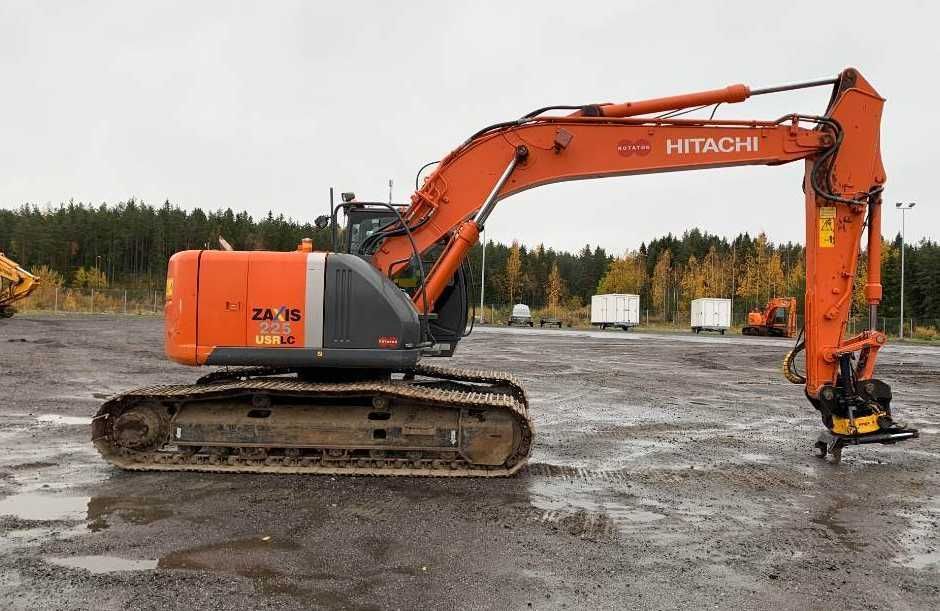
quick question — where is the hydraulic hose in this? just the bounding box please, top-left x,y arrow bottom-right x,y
783,327 -> 807,385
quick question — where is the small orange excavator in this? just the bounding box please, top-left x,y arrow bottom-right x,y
743,297 -> 797,337
94,68 -> 918,474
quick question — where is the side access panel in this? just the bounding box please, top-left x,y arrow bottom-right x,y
195,252 -> 250,364
245,253 -> 309,349
323,254 -> 421,351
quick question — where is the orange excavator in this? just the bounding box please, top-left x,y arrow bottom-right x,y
93,68 -> 918,474
743,297 -> 797,337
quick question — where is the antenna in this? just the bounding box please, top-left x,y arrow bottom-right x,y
329,187 -> 335,251
388,179 -> 393,204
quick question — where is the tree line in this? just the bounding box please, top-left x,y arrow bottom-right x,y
0,200 -> 331,289
1,200 -> 938,323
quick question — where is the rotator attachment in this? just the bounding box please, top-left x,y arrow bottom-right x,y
811,355 -> 918,464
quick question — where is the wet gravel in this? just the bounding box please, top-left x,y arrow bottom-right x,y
0,315 -> 938,610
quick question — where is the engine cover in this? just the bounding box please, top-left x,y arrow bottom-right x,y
165,250 -> 422,369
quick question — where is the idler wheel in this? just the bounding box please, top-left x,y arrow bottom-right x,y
112,405 -> 165,450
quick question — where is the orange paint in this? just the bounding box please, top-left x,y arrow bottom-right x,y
164,68 -> 891,408
375,68 -> 888,400
166,250 -> 309,365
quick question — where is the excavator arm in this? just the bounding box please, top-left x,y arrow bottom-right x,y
370,68 -> 917,457
0,252 -> 39,318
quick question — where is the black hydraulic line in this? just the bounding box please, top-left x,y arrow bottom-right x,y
415,160 -> 440,190
655,103 -> 712,120
521,105 -> 588,119
807,115 -> 885,205
464,120 -> 522,145
461,257 -> 475,337
358,213 -> 431,257
784,326 -> 807,385
750,78 -> 839,97
771,113 -> 882,206
329,202 -> 430,320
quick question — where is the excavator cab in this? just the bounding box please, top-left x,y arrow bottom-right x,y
339,203 -> 473,357
345,206 -> 402,260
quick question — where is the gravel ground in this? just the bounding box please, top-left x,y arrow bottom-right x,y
0,315 -> 937,610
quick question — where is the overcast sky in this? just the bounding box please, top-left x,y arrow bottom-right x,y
1,1 -> 935,253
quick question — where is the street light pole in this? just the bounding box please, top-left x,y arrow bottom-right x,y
479,228 -> 486,323
730,243 -> 736,324
895,202 -> 916,338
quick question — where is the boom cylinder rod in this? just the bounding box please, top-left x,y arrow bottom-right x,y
418,147 -> 528,310
750,78 -> 839,96
474,146 -> 528,228
573,76 -> 837,120
865,198 -> 884,331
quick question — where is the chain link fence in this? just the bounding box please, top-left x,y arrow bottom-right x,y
14,291 -> 940,341
17,287 -> 163,315
869,317 -> 940,340
479,303 -> 939,341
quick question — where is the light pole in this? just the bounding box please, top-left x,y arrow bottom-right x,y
730,242 -> 736,323
479,228 -> 486,323
895,202 -> 916,338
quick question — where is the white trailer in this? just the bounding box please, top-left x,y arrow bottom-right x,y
591,294 -> 640,331
507,303 -> 534,327
690,298 -> 731,334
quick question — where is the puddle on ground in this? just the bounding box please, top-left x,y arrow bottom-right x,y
42,536 -> 321,598
8,461 -> 57,471
86,496 -> 173,531
159,536 -> 300,576
35,415 -> 91,426
894,495 -> 940,571
739,453 -> 771,463
0,492 -> 174,552
0,493 -> 90,521
528,478 -> 665,537
158,536 -> 314,596
1,524 -> 87,549
809,496 -> 867,553
46,555 -> 158,574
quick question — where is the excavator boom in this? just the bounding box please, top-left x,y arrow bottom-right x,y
93,68 -> 917,476
0,252 -> 39,318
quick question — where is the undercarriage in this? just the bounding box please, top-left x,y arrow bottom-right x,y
92,364 -> 532,477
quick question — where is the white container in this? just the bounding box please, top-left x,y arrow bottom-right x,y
591,294 -> 640,330
690,298 -> 731,334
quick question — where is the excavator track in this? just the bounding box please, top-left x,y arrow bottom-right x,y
92,364 -> 532,477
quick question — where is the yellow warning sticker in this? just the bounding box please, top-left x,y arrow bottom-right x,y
819,207 -> 836,248
165,277 -> 174,300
